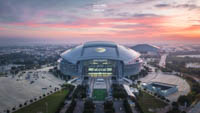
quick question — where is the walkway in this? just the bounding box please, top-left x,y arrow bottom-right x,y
114,101 -> 126,113
59,100 -> 71,113
73,100 -> 84,113
94,102 -> 104,113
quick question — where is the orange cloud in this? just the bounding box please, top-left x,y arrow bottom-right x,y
1,15 -> 200,43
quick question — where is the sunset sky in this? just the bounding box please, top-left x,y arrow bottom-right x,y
0,0 -> 200,44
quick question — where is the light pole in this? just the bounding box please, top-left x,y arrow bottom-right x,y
45,102 -> 48,113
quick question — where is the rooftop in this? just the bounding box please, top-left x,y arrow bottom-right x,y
84,41 -> 117,47
61,41 -> 140,64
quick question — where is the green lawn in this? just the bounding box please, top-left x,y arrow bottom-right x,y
14,89 -> 69,113
92,89 -> 107,101
138,91 -> 167,113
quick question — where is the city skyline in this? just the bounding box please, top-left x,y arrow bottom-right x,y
0,0 -> 200,44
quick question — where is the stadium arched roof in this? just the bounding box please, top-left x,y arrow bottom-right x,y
61,41 -> 140,64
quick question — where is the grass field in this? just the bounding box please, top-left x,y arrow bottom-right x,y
14,89 -> 69,113
92,89 -> 107,101
138,91 -> 167,113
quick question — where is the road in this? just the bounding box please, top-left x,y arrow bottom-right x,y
73,100 -> 84,113
59,100 -> 71,113
188,101 -> 200,113
159,54 -> 168,68
94,102 -> 104,113
114,101 -> 126,113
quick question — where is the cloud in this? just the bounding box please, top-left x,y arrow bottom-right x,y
175,4 -> 200,10
105,10 -> 160,18
155,4 -> 170,8
0,0 -> 200,43
124,0 -> 156,4
7,14 -> 166,29
155,3 -> 200,10
132,13 -> 159,18
0,27 -> 5,30
0,0 -> 93,23
183,25 -> 200,31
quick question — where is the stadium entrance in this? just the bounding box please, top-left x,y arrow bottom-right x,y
82,59 -> 118,77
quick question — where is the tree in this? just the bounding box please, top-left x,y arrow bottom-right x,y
104,100 -> 115,113
43,94 -> 46,97
12,107 -> 16,111
6,109 -> 10,113
30,99 -> 33,103
83,99 -> 95,113
123,99 -> 133,113
171,102 -> 179,111
178,95 -> 189,106
66,99 -> 76,113
19,104 -> 23,108
137,81 -> 141,85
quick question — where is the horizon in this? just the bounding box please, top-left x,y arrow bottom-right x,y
0,37 -> 199,47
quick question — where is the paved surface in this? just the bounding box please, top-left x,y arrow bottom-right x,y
0,66 -> 65,112
73,100 -> 84,113
159,54 -> 168,68
188,101 -> 200,113
94,102 -> 104,113
139,65 -> 190,102
89,78 -> 95,97
60,100 -> 71,113
114,101 -> 126,113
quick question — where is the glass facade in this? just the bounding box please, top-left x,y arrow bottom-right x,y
60,59 -> 78,76
82,59 -> 118,77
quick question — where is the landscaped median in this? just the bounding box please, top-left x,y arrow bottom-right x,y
13,89 -> 69,113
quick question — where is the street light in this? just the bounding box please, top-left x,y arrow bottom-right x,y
45,102 -> 48,113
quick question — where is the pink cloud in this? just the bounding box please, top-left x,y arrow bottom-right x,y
0,27 -> 5,30
8,15 -> 167,28
1,15 -> 200,43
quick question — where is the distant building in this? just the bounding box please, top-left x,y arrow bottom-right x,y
131,44 -> 161,56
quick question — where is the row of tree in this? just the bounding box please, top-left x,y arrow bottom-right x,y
7,87 -> 61,113
72,85 -> 88,99
66,99 -> 77,113
123,99 -> 133,113
83,99 -> 95,113
166,102 -> 186,113
166,55 -> 200,76
112,84 -> 127,99
104,100 -> 115,113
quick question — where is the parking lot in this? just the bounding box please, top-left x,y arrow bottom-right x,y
0,67 -> 64,112
140,70 -> 190,101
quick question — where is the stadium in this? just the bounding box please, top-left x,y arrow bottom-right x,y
59,41 -> 142,98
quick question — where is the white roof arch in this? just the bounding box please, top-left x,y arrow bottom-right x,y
61,41 -> 140,64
